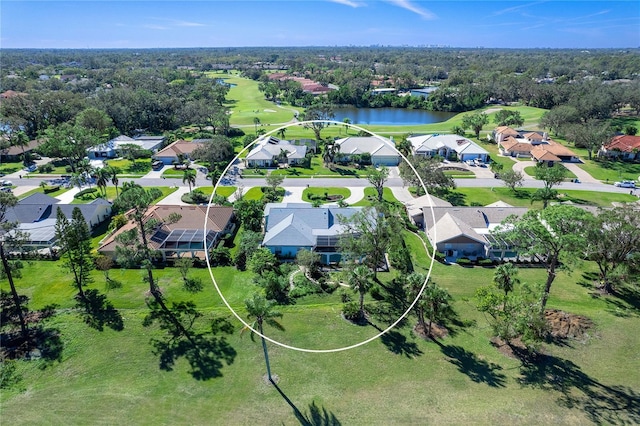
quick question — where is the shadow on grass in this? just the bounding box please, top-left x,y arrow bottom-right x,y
517,351 -> 640,424
444,191 -> 467,206
437,343 -> 506,388
379,329 -> 423,358
76,289 -> 124,332
272,382 -> 342,426
143,299 -> 237,381
332,167 -> 358,177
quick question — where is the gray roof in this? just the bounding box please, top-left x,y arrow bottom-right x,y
408,134 -> 489,156
6,193 -> 110,227
246,137 -> 307,162
263,204 -> 362,248
335,136 -> 398,158
423,206 -> 529,232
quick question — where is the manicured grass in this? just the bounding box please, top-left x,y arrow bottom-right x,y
523,164 -> 577,180
2,254 -> 638,424
17,185 -> 68,199
105,159 -> 152,176
448,187 -> 637,208
351,187 -> 400,206
69,186 -> 178,204
443,169 -> 475,178
578,158 -> 640,184
267,157 -> 368,178
0,160 -> 24,175
195,186 -> 237,198
161,168 -> 190,177
302,187 -> 351,203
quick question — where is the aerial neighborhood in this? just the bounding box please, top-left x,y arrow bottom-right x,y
1,47 -> 639,424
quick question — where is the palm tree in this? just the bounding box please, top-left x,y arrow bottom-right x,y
253,117 -> 261,136
276,127 -> 287,140
207,167 -> 222,187
404,272 -> 428,331
95,167 -> 111,197
422,282 -> 453,337
343,117 -> 351,135
109,166 -> 121,197
12,131 -> 30,166
493,263 -> 520,310
183,168 -> 196,192
348,265 -> 373,320
243,293 -> 284,383
395,136 -> 413,158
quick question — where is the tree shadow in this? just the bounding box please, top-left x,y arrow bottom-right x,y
76,289 -> 124,331
517,352 -> 640,424
0,303 -> 63,366
444,191 -> 466,206
272,382 -> 342,426
379,329 -> 423,358
143,299 -> 237,381
437,343 -> 506,387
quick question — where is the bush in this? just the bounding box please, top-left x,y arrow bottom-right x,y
289,274 -> 322,298
456,257 -> 473,267
74,188 -> 98,199
342,301 -> 361,321
338,288 -> 352,303
38,163 -> 54,173
43,185 -> 60,194
477,258 -> 495,267
209,246 -> 232,266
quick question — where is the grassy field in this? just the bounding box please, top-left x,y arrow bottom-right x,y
302,187 -> 351,203
448,187 -> 637,208
351,187 -> 400,206
1,252 -> 638,425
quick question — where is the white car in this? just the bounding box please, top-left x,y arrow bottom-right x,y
614,180 -> 636,188
1,180 -> 13,187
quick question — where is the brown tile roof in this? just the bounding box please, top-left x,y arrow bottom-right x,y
153,140 -> 203,158
495,126 -> 519,136
531,146 -> 561,162
523,132 -> 544,141
604,135 -> 640,153
500,137 -> 534,153
540,142 -> 577,157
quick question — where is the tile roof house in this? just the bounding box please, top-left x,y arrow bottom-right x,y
408,134 -> 489,163
496,128 -> 579,163
152,140 -> 204,165
335,136 -> 400,166
98,205 -> 235,261
5,193 -> 112,251
244,136 -> 308,168
262,203 -> 364,264
598,135 -> 640,161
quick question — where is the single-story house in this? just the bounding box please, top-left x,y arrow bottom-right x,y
5,193 -> 112,251
404,193 -> 452,229
334,136 -> 400,166
498,136 -> 535,158
0,139 -> 45,162
88,135 -> 166,159
262,203 -> 363,264
98,205 -> 235,261
408,134 -> 489,163
152,140 -> 204,165
244,136 -> 308,168
598,135 -> 640,161
422,206 -> 529,262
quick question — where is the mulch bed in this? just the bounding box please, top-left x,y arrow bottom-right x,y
413,322 -> 449,340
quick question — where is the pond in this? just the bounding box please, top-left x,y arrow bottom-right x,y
333,107 -> 456,126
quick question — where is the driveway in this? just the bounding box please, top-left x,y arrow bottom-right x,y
511,160 -> 537,180
156,185 -> 191,205
562,163 -> 600,184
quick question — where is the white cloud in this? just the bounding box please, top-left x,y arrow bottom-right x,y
144,24 -> 169,30
328,0 -> 365,7
386,0 -> 436,20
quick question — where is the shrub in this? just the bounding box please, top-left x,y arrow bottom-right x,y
338,288 -> 352,303
43,185 -> 60,194
74,188 -> 98,199
342,301 -> 361,321
456,257 -> 473,266
38,163 -> 54,173
478,258 -> 495,267
209,246 -> 232,266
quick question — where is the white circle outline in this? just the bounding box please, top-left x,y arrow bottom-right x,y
204,120 -> 437,353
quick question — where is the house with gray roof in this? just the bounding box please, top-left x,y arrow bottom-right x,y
5,193 -> 112,251
262,203 -> 363,264
245,136 -> 308,168
335,136 -> 400,166
88,135 -> 165,159
408,134 -> 489,163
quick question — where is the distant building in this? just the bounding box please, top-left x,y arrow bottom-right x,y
598,135 -> 640,161
335,136 -> 400,166
408,134 -> 489,163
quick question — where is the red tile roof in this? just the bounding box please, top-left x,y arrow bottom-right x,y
604,135 -> 640,153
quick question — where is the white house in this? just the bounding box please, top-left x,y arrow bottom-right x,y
244,136 -> 308,168
88,135 -> 165,159
334,136 -> 400,166
408,134 -> 489,163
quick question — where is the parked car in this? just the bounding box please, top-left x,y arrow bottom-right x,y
614,180 -> 636,188
0,187 -> 12,193
1,180 -> 13,187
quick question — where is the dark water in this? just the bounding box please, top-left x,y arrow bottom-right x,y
333,107 -> 456,126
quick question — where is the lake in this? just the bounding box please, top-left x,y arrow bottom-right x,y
333,107 -> 456,126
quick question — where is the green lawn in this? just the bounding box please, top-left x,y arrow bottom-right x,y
523,164 -> 577,180
17,185 -> 68,199
105,159 -> 152,176
578,158 -> 640,184
448,187 -> 637,208
2,253 -> 638,424
0,160 -> 25,175
302,187 -> 351,203
351,187 -> 401,206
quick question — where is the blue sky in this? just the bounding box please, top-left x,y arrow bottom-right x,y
1,1 -> 638,49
